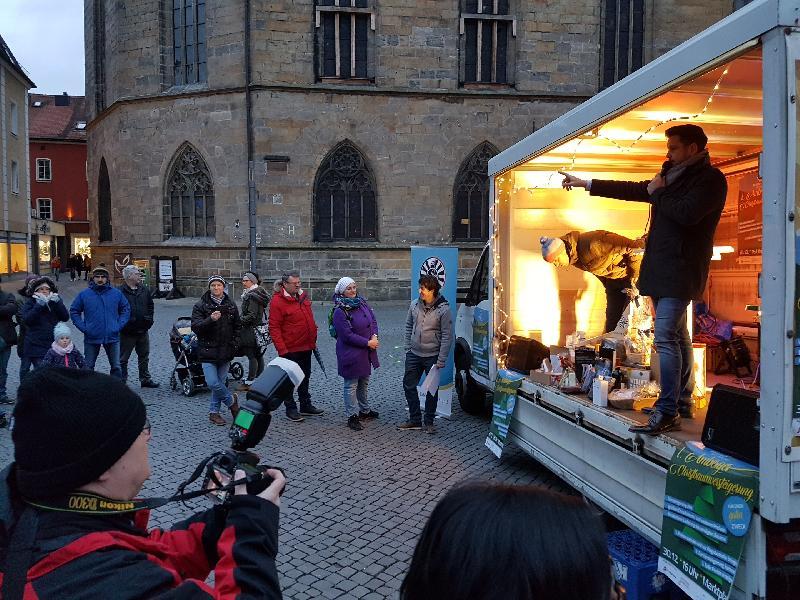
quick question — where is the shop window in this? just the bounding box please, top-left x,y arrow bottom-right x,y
0,242 -> 8,275
36,158 -> 52,182
37,198 -> 53,221
601,0 -> 646,89
313,140 -> 377,242
315,0 -> 374,82
10,161 -> 19,194
9,101 -> 17,136
460,0 -> 516,85
453,141 -> 498,242
173,0 -> 207,85
98,158 -> 112,242
10,243 -> 28,273
165,143 -> 215,239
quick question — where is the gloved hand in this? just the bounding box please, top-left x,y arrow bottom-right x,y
33,293 -> 47,305
48,293 -> 60,303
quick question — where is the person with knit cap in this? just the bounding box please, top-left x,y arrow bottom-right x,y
118,264 -> 159,388
20,275 -> 69,371
539,230 -> 645,333
331,277 -> 380,431
191,275 -> 241,426
70,265 -> 130,379
0,368 -> 286,598
39,322 -> 86,369
561,123 -> 727,435
237,271 -> 271,391
268,270 -> 324,422
15,274 -> 38,380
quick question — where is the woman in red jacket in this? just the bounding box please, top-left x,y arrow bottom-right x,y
268,270 -> 324,422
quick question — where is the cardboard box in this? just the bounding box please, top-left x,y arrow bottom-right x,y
529,370 -> 558,386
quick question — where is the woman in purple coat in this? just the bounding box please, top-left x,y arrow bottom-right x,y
332,277 -> 380,431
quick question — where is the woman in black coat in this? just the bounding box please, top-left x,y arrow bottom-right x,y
237,271 -> 271,390
191,275 -> 241,426
21,276 -> 69,368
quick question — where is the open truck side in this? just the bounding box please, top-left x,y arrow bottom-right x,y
455,1 -> 800,597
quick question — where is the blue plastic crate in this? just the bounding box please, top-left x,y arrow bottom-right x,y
608,529 -> 672,600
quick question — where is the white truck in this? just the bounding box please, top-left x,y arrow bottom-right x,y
454,1 -> 800,597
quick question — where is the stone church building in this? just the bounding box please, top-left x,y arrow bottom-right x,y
84,0 -> 743,298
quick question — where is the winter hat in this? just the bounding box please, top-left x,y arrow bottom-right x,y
13,368 -> 146,499
19,274 -> 38,296
53,322 -> 72,340
335,277 -> 356,295
121,265 -> 141,280
208,274 -> 226,288
242,271 -> 260,285
92,265 -> 110,278
540,237 -> 566,262
28,275 -> 58,295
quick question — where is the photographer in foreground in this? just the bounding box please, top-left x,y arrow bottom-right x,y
0,368 -> 285,599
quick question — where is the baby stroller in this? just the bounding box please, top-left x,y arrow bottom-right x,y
169,317 -> 244,397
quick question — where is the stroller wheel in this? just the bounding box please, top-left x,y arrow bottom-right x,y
229,361 -> 244,381
182,376 -> 196,397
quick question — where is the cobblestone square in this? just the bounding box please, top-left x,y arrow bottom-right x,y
0,277 -> 565,599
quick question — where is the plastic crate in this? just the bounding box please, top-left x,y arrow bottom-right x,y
608,529 -> 672,600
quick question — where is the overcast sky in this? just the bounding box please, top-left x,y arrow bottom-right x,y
0,0 -> 85,96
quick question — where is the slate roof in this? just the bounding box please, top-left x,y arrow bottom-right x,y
29,93 -> 88,142
0,33 -> 35,88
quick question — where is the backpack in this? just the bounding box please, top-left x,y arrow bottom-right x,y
328,305 -> 352,339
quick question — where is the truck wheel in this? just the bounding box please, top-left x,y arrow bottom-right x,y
456,370 -> 487,415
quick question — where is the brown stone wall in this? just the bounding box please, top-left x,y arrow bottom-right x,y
91,245 -> 484,300
85,0 -> 738,301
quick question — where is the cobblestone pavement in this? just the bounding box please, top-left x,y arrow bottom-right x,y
0,276 -> 568,599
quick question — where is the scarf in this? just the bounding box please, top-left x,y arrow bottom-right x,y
210,294 -> 224,306
663,150 -> 710,187
50,340 -> 74,356
334,295 -> 362,311
241,285 -> 258,300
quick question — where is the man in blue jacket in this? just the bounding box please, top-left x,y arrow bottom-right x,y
70,265 -> 130,379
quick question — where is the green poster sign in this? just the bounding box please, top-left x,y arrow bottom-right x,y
659,442 -> 759,600
472,307 -> 490,379
485,369 -> 523,458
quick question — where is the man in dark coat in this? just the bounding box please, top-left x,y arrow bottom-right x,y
118,265 -> 158,388
540,230 -> 645,333
0,367 -> 285,599
0,285 -> 17,406
70,266 -> 130,379
560,123 -> 727,435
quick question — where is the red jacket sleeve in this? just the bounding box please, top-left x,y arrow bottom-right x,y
268,298 -> 287,356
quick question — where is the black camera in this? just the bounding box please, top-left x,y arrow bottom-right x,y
202,357 -> 304,504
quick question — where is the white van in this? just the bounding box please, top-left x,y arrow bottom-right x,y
455,1 -> 800,597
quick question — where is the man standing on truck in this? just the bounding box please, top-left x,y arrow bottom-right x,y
539,230 -> 644,333
560,124 -> 727,435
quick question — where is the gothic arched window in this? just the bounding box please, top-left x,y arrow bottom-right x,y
98,158 -> 112,242
313,141 -> 377,242
452,141 -> 498,241
164,144 -> 214,239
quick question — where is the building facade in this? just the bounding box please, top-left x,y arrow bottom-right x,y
0,35 -> 34,277
29,93 -> 90,273
85,0 -> 738,298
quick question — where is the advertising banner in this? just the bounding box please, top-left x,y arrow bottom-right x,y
485,369 -> 524,458
410,247 -> 459,417
472,307 -> 491,379
659,442 -> 759,600
736,171 -> 762,262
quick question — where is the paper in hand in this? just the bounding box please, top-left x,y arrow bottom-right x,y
419,365 -> 441,396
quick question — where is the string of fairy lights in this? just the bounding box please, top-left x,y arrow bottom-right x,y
491,65 -> 731,368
